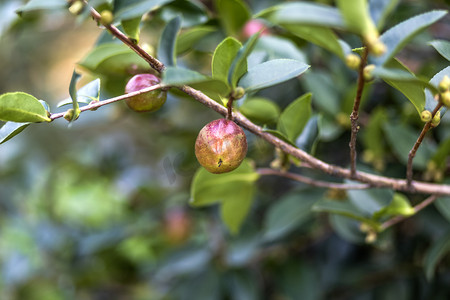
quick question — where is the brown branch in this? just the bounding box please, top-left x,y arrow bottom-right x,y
406,104 -> 442,187
380,194 -> 438,230
49,84 -> 164,121
349,47 -> 369,178
257,168 -> 371,190
86,7 -> 450,196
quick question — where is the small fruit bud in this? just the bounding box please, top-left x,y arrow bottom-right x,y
370,41 -> 387,56
195,119 -> 247,174
365,231 -> 377,244
363,64 -> 376,81
431,111 -> 441,127
441,90 -> 450,107
68,0 -> 84,15
64,109 -> 75,122
345,54 -> 361,70
420,110 -> 432,122
100,10 -> 114,25
231,87 -> 245,100
125,74 -> 166,112
438,75 -> 450,92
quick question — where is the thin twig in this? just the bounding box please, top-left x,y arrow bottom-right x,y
49,84 -> 163,121
86,7 -> 450,196
257,168 -> 371,190
380,194 -> 438,230
406,104 -> 442,187
349,47 -> 369,178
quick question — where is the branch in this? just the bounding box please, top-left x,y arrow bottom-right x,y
257,168 -> 371,190
349,47 -> 369,177
380,194 -> 438,230
406,103 -> 442,187
49,84 -> 164,121
86,7 -> 450,196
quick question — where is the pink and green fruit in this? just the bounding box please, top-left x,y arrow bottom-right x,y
195,119 -> 247,174
124,74 -> 166,112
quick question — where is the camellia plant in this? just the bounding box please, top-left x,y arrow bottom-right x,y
0,0 -> 450,298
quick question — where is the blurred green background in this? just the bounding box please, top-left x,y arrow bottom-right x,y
0,0 -> 450,299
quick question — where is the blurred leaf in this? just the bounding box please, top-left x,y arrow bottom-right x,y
255,35 -> 307,62
113,0 -> 173,21
435,196 -> 450,223
373,193 -> 415,221
369,0 -> 400,29
16,0 -> 66,15
373,10 -> 447,66
257,2 -> 346,29
277,93 -> 312,143
347,184 -> 393,217
301,71 -> 340,116
429,40 -> 450,61
425,66 -> 450,113
238,59 -> 309,93
329,214 -> 367,244
67,70 -> 81,123
336,0 -> 377,37
424,230 -> 450,281
157,0 -> 208,28
156,247 -> 212,280
0,92 -> 50,123
263,190 -> 322,242
176,26 -> 216,54
313,199 -> 377,227
57,78 -> 101,107
383,122 -> 434,169
229,33 -> 260,89
212,37 -> 242,85
431,139 -> 450,170
190,160 -> 259,234
0,121 -> 30,144
295,115 -> 319,154
239,97 -> 280,125
362,107 -> 388,159
121,17 -> 141,42
215,0 -> 250,37
227,271 -> 260,300
158,15 -> 181,67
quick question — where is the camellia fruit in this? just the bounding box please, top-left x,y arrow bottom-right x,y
195,119 -> 247,174
124,74 -> 166,112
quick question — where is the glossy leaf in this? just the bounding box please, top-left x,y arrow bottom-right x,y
121,17 -> 141,42
369,0 -> 400,29
263,190 -> 323,242
57,79 -> 101,107
228,33 -> 260,89
238,59 -> 309,93
425,66 -> 450,112
157,0 -> 208,28
336,0 -> 377,37
277,93 -> 312,143
239,97 -> 280,125
212,37 -> 242,85
176,26 -> 216,54
16,0 -> 66,15
158,15 -> 181,67
373,10 -> 447,66
215,0 -> 250,37
255,35 -> 307,62
113,0 -> 173,21
429,40 -> 450,61
0,121 -> 30,144
372,193 -> 415,221
424,231 -> 450,281
0,92 -> 50,123
190,160 -> 259,234
295,115 -> 319,154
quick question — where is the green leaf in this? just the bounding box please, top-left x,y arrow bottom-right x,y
228,33 -> 260,89
295,115 -> 320,154
239,97 -> 280,125
373,10 -> 447,66
176,26 -> 216,55
425,66 -> 450,112
262,129 -> 297,147
373,193 -> 415,221
255,35 -> 307,62
238,59 -> 310,93
429,40 -> 450,61
277,93 -> 312,143
257,2 -> 346,29
362,107 -> 388,159
68,70 -> 81,123
435,196 -> 450,223
424,231 -> 450,281
158,15 -> 181,67
301,71 -> 340,116
369,0 -> 400,29
347,186 -> 393,217
263,190 -> 323,242
212,37 -> 242,85
0,121 -> 30,144
190,160 -> 259,234
16,0 -> 66,15
162,66 -> 208,86
215,0 -> 250,37
113,0 -> 173,22
336,0 -> 377,37
312,199 -> 377,227
329,214 -> 367,244
431,139 -> 450,170
281,24 -> 345,60
157,0 -> 208,27
121,17 -> 141,43
57,79 -> 101,107
0,92 -> 51,123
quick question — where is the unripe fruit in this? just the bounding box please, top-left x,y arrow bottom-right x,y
441,90 -> 450,107
431,111 -> 441,127
421,110 -> 432,122
195,119 -> 247,174
69,0 -> 84,15
363,64 -> 376,81
345,54 -> 361,70
125,74 -> 166,112
231,87 -> 245,100
370,41 -> 387,56
100,10 -> 114,25
438,75 -> 450,92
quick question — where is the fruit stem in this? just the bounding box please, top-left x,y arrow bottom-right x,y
227,97 -> 234,120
